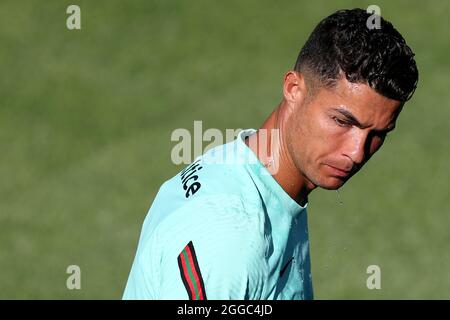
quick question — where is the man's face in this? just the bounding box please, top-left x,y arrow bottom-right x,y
286,76 -> 403,190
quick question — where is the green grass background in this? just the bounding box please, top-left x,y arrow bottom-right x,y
0,0 -> 449,299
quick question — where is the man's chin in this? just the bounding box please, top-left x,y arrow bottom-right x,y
317,176 -> 347,190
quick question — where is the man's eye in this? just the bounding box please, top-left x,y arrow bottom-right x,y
333,117 -> 350,127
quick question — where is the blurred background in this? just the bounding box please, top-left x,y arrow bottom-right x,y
0,0 -> 449,299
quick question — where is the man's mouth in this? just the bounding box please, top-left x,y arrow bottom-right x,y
325,164 -> 351,178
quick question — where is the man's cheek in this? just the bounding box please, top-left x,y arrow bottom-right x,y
314,115 -> 337,139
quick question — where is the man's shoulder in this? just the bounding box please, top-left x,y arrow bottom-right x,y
178,151 -> 255,199
150,150 -> 261,224
170,134 -> 258,200
140,138 -> 267,257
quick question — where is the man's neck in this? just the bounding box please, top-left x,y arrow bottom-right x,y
244,103 -> 316,206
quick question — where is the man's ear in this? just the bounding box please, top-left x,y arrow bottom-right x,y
283,71 -> 308,106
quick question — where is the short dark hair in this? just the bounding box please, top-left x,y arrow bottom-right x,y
295,8 -> 418,102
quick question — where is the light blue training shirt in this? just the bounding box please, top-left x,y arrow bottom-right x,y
123,128 -> 313,300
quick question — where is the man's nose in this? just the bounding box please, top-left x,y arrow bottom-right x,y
343,131 -> 368,167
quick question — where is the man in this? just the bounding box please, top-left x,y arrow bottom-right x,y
123,8 -> 418,299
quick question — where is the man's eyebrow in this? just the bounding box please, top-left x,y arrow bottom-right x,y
331,107 -> 396,132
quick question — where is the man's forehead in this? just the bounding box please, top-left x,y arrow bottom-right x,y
331,78 -> 389,103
